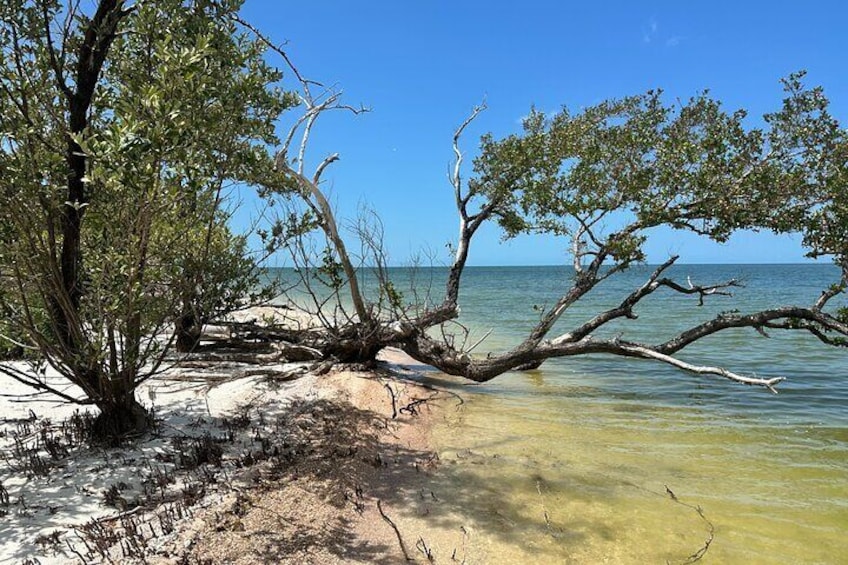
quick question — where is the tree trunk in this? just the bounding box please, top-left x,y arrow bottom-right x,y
92,394 -> 150,445
54,0 -> 127,349
175,310 -> 202,352
320,321 -> 387,364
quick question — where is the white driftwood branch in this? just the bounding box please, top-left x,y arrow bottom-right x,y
452,102 -> 487,215
618,344 -> 785,393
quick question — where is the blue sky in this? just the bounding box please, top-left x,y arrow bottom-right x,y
238,0 -> 847,266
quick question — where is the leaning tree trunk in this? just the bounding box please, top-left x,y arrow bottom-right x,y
91,376 -> 150,444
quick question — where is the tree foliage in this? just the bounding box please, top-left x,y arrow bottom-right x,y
476,74 -> 845,260
0,0 -> 291,436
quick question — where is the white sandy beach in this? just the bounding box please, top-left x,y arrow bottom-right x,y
0,342 -> 454,564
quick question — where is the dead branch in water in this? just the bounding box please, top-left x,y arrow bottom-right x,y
663,485 -> 715,564
534,475 -> 563,539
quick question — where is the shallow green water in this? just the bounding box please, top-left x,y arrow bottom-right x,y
409,265 -> 847,564
421,372 -> 846,564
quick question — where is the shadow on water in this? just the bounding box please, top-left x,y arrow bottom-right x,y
397,439 -> 715,564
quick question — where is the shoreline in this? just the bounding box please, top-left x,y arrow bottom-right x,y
4,334 -> 845,562
158,358 -> 450,564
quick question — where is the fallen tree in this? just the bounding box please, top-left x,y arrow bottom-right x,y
247,31 -> 847,391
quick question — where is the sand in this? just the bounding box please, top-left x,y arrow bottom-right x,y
0,347 -> 459,564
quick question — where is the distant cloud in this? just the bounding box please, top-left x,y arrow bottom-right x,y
642,17 -> 683,48
642,17 -> 658,43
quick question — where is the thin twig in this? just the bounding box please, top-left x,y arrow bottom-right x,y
663,485 -> 715,564
384,382 -> 398,419
464,328 -> 493,354
377,499 -> 413,561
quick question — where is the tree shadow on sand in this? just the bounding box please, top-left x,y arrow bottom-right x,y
189,386 -> 649,564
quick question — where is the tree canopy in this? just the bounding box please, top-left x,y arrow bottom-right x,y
0,0 -> 292,436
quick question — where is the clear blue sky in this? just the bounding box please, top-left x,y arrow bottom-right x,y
238,0 -> 847,266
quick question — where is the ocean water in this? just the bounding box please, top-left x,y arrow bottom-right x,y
431,264 -> 847,427
412,264 -> 848,564
274,264 -> 848,563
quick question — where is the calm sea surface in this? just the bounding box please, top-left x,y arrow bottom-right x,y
278,264 -> 848,563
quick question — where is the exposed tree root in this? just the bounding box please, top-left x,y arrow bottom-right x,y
377,499 -> 413,562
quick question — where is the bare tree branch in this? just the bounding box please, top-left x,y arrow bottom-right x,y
0,363 -> 92,405
452,102 -> 487,217
814,264 -> 847,310
613,344 -> 785,392
40,0 -> 72,100
654,306 -> 848,356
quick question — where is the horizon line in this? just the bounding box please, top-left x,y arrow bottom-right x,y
267,261 -> 834,269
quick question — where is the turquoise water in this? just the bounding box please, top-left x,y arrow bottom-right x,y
442,264 -> 847,427
276,264 -> 848,562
